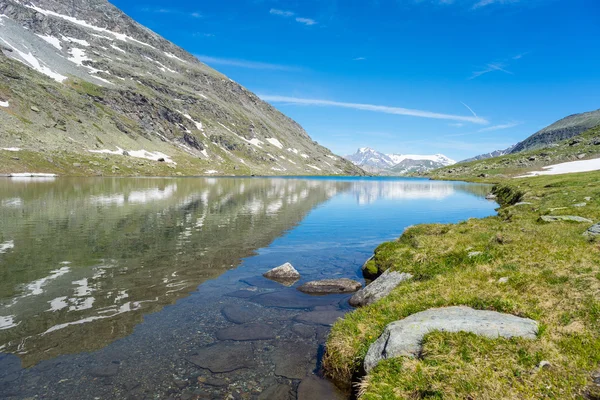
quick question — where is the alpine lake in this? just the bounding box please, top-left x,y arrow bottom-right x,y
0,176 -> 496,399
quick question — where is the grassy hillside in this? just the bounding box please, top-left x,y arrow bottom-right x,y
428,125 -> 600,182
324,171 -> 600,399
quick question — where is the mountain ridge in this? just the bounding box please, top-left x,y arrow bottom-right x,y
0,0 -> 363,176
345,147 -> 455,175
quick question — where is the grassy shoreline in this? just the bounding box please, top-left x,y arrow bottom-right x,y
324,171 -> 600,399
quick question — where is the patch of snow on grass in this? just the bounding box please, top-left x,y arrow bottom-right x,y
89,147 -> 175,164
68,47 -> 90,66
0,240 -> 14,254
0,101 -> 9,107
327,155 -> 338,161
205,170 -> 218,174
307,165 -> 322,171
1,147 -> 20,151
0,37 -> 67,82
36,34 -> 62,50
0,315 -> 19,330
111,44 -> 126,53
164,52 -> 186,63
517,157 -> 600,177
301,153 -> 309,159
266,138 -> 283,149
287,148 -> 299,154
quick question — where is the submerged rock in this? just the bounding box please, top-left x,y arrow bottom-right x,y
540,215 -> 593,223
297,278 -> 362,295
216,323 -> 276,341
272,341 -> 317,379
294,310 -> 346,326
186,342 -> 255,373
364,306 -> 538,372
297,375 -> 345,400
221,304 -> 261,324
263,262 -> 301,286
350,269 -> 413,307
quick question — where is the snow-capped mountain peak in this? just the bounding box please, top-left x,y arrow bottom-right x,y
344,148 -> 456,175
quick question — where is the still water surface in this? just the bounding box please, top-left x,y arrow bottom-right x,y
0,177 -> 495,399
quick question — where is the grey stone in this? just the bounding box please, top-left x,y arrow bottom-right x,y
186,342 -> 255,373
263,263 -> 300,286
297,375 -> 345,400
258,383 -> 292,400
498,277 -> 509,284
72,163 -> 81,167
585,197 -> 592,201
364,306 -> 538,372
349,269 -> 413,307
216,323 -> 275,341
584,223 -> 600,237
294,310 -> 346,326
540,215 -> 593,223
485,193 -> 497,200
297,278 -> 361,295
221,304 -> 261,324
577,153 -> 586,159
514,202 -> 532,206
573,202 -> 587,207
30,105 -> 39,112
538,360 -> 551,369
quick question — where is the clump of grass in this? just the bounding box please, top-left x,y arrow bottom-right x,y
324,171 -> 600,399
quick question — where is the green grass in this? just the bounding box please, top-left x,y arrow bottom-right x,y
324,171 -> 600,399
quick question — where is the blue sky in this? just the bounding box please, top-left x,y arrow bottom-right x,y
112,0 -> 600,161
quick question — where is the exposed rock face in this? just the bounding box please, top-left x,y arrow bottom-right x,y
263,263 -> 300,286
540,215 -> 593,223
364,306 -> 538,372
0,0 -> 364,176
510,109 -> 600,153
349,270 -> 413,307
584,223 -> 600,237
297,278 -> 362,295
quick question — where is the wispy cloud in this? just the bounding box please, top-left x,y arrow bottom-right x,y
461,101 -> 478,117
259,95 -> 489,124
269,8 -> 317,26
140,7 -> 202,18
295,17 -> 317,26
196,56 -> 301,71
270,8 -> 294,17
449,123 -> 465,127
469,52 -> 527,79
472,0 -> 520,10
353,57 -> 366,61
478,121 -> 521,132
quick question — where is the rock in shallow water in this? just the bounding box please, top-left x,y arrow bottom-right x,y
221,304 -> 262,324
263,263 -> 301,286
364,306 -> 538,372
349,269 -> 413,307
294,310 -> 346,326
297,375 -> 345,400
297,278 -> 361,295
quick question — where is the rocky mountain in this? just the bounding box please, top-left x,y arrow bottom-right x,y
0,0 -> 363,176
510,109 -> 600,153
344,147 -> 455,175
460,145 -> 516,163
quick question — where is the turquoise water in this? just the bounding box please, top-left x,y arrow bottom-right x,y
0,176 -> 495,399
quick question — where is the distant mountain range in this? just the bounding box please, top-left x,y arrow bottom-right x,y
461,109 -> 600,164
344,147 -> 456,175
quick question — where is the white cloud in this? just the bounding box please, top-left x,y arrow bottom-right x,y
472,0 -> 520,9
270,9 -> 294,17
478,121 -> 521,132
260,95 -> 489,124
296,17 -> 317,26
449,123 -> 465,127
140,7 -> 201,18
353,57 -> 366,61
196,55 -> 301,71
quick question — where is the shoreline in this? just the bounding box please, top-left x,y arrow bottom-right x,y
324,171 -> 600,398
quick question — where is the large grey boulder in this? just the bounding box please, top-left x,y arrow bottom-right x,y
364,306 -> 538,372
297,278 -> 362,295
263,262 -> 300,286
584,223 -> 600,237
349,269 -> 413,307
540,215 -> 593,223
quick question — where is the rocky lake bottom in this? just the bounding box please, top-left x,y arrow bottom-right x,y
0,177 -> 496,399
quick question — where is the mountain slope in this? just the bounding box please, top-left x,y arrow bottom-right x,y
460,145 -> 516,163
510,109 -> 600,153
344,147 -> 455,175
0,0 -> 362,176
